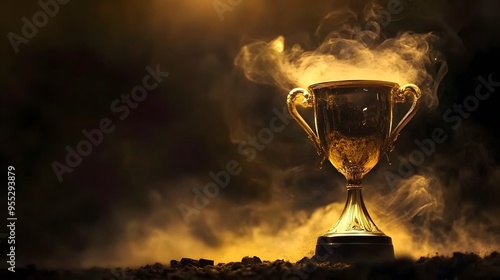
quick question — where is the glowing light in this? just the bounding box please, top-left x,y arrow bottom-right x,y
271,36 -> 285,53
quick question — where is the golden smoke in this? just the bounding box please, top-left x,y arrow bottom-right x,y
80,173 -> 497,268
73,2 -> 499,268
234,12 -> 447,108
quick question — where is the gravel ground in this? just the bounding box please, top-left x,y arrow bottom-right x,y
2,252 -> 500,280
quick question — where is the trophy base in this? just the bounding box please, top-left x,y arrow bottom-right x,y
315,235 -> 394,263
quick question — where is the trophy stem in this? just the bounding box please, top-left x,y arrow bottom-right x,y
327,184 -> 383,235
314,182 -> 395,262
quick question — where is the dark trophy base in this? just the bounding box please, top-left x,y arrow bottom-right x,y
315,235 -> 394,263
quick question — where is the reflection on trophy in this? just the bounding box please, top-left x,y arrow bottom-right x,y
287,80 -> 421,261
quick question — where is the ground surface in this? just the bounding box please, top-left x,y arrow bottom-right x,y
2,252 -> 500,280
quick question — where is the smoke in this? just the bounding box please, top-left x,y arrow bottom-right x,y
369,135 -> 500,257
235,5 -> 448,108
5,0 -> 500,269
77,0 -> 496,267
79,146 -> 500,266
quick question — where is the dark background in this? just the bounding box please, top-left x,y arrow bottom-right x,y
1,0 -> 499,268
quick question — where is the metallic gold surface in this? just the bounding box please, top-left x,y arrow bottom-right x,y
288,80 -> 420,237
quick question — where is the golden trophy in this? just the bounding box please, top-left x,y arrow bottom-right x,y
287,80 -> 421,261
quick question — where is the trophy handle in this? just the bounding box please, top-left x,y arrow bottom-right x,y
287,88 -> 324,157
387,84 -> 422,153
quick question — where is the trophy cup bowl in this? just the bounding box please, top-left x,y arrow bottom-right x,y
287,80 -> 421,262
